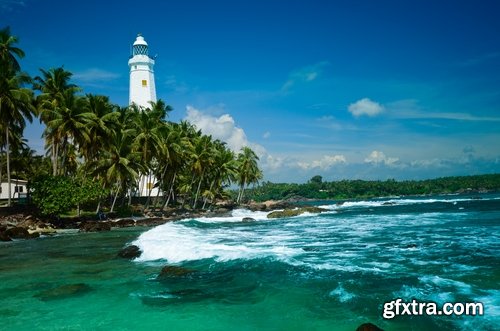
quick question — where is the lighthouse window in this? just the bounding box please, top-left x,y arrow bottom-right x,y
142,80 -> 147,87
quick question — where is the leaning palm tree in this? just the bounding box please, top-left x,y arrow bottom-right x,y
236,146 -> 262,204
0,28 -> 35,206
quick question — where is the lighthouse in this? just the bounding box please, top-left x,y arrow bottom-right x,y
129,34 -> 156,108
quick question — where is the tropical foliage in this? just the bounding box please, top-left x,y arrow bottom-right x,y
245,174 -> 500,202
1,26 -> 263,214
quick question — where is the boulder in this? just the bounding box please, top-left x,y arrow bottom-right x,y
158,265 -> 195,278
114,218 -> 136,228
5,227 -> 31,239
79,221 -> 111,232
34,283 -> 92,301
246,203 -> 267,211
242,217 -> 256,222
118,245 -> 142,259
0,230 -> 12,241
267,206 -> 327,219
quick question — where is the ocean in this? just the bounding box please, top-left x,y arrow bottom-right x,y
0,194 -> 499,330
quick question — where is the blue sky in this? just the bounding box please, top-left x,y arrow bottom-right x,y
2,0 -> 500,182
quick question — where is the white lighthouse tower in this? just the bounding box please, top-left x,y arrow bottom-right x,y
129,34 -> 160,198
129,34 -> 156,108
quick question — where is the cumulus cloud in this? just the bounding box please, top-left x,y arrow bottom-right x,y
364,150 -> 399,166
348,98 -> 384,117
73,68 -> 120,83
297,154 -> 347,170
282,61 -> 329,91
184,106 -> 251,153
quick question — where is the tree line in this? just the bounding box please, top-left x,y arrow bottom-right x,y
0,27 -> 262,215
245,174 -> 500,202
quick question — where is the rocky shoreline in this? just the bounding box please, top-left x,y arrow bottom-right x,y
0,200 -> 311,242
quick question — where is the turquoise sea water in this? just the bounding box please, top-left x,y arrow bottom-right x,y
0,194 -> 499,331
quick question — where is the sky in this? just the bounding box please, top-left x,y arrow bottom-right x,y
2,0 -> 500,182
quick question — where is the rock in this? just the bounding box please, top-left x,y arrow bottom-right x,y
246,203 -> 267,211
118,245 -> 142,259
355,322 -> 384,331
4,227 -> 30,239
242,217 -> 256,222
158,265 -> 195,278
135,217 -> 170,227
114,218 -> 136,228
18,218 -> 57,235
34,283 -> 92,301
0,230 -> 12,241
382,201 -> 395,206
267,206 -> 327,219
79,221 -> 111,232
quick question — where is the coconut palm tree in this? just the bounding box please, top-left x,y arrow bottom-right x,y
236,146 -> 262,204
34,67 -> 80,175
0,27 -> 24,72
80,94 -> 119,163
0,27 -> 35,206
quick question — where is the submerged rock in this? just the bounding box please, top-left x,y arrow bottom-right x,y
157,265 -> 195,278
242,217 -> 256,222
118,245 -> 142,259
79,221 -> 111,232
267,206 -> 327,219
34,283 -> 92,301
355,322 -> 384,331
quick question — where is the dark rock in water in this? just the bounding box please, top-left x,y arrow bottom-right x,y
355,323 -> 384,331
0,230 -> 12,241
382,201 -> 395,206
405,243 -> 418,249
79,221 -> 111,232
242,217 -> 256,222
114,218 -> 136,228
135,217 -> 168,227
5,227 -> 30,239
246,203 -> 267,211
302,247 -> 319,252
267,206 -> 327,219
34,283 -> 92,301
158,265 -> 195,278
118,245 -> 142,259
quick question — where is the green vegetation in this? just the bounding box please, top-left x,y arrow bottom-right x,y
246,174 -> 500,202
0,27 -> 262,216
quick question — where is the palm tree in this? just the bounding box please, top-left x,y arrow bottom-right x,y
0,27 -> 35,206
80,94 -> 119,163
91,128 -> 143,212
34,67 -> 80,175
236,146 -> 262,204
0,27 -> 24,72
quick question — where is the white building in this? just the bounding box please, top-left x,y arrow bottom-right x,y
129,34 -> 161,198
129,34 -> 157,109
0,179 -> 28,201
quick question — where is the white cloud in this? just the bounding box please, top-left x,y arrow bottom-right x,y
348,98 -> 384,117
73,68 -> 120,83
282,61 -> 329,91
297,154 -> 347,170
387,99 -> 500,122
364,150 -> 399,166
185,106 -> 250,152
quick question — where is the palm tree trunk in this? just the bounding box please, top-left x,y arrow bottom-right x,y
202,180 -> 215,210
162,171 -> 176,210
6,129 -> 12,207
193,174 -> 203,209
153,165 -> 169,210
111,184 -> 120,212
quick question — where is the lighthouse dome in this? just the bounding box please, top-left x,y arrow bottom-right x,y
132,34 -> 149,56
